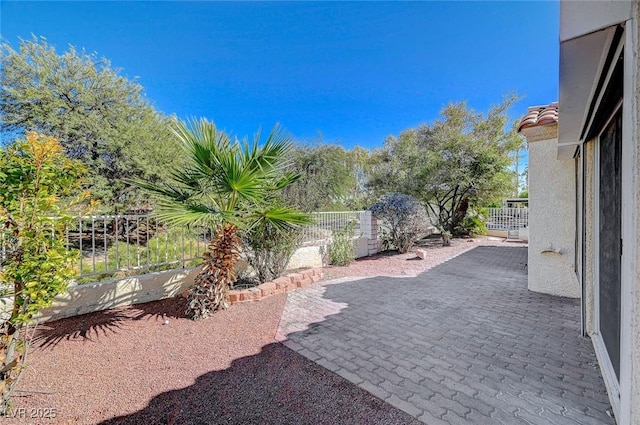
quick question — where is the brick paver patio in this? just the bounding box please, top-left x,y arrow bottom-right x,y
277,246 -> 614,425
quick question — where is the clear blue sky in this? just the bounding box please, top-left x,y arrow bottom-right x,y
1,1 -> 559,149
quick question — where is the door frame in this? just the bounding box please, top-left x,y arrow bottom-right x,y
592,100 -> 623,418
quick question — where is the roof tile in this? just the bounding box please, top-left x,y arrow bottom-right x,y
517,102 -> 558,132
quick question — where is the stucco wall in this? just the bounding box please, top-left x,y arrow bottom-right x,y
287,243 -> 328,269
527,127 -> 581,298
0,267 -> 200,323
288,235 -> 376,269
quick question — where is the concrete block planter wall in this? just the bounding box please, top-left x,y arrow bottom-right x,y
229,267 -> 324,304
0,266 -> 325,323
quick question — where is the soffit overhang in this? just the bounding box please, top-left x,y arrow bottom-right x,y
557,1 -> 632,160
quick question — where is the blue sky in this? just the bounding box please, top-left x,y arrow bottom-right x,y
1,1 -> 559,150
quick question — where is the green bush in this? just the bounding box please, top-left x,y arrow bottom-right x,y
242,223 -> 302,283
457,207 -> 488,237
329,221 -> 357,266
0,132 -> 87,413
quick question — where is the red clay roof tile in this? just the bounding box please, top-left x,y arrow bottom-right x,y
517,102 -> 558,132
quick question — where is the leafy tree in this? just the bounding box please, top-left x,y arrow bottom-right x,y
0,132 -> 88,414
0,36 -> 181,211
136,119 -> 311,319
369,97 -> 521,235
282,143 -> 372,211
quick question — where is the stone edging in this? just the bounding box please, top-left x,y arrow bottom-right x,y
229,267 -> 324,304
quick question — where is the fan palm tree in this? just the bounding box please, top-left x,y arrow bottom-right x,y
136,118 -> 311,319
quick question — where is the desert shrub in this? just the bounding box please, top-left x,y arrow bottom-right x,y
329,221 -> 357,266
242,223 -> 302,283
0,132 -> 87,414
369,193 -> 430,253
457,207 -> 488,237
377,227 -> 395,252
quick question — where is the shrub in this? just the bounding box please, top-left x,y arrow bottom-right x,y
329,221 -> 357,266
369,193 -> 430,253
0,132 -> 87,414
457,207 -> 488,237
242,223 -> 302,283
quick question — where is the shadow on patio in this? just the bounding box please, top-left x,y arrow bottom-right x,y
279,246 -> 615,425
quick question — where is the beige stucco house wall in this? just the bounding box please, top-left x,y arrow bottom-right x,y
519,120 -> 580,298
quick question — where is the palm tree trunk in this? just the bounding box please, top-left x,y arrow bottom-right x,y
186,223 -> 241,320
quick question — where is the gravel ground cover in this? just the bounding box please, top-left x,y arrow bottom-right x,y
321,235 -> 511,280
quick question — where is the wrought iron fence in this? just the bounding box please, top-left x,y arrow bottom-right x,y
66,215 -> 210,283
486,207 -> 529,231
1,211 -> 375,284
300,211 -> 370,245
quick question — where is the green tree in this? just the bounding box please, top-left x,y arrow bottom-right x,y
0,36 -> 181,211
135,119 -> 311,319
369,97 -> 521,235
282,143 -> 372,211
0,132 -> 88,414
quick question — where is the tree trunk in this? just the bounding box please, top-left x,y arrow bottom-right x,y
186,223 -> 241,320
454,197 -> 469,236
0,324 -> 26,415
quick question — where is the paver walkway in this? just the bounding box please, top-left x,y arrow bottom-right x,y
277,246 -> 614,425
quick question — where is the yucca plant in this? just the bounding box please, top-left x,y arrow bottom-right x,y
135,119 -> 311,319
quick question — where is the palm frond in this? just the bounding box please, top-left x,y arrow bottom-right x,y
152,198 -> 228,227
249,124 -> 294,174
132,117 -> 306,231
246,206 -> 313,233
273,171 -> 302,190
131,178 -> 194,203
